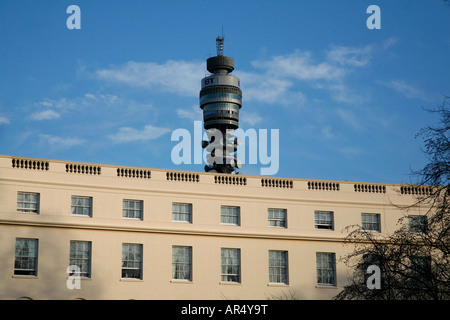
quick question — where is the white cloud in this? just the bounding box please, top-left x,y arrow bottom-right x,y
0,116 -> 10,124
30,109 -> 60,120
240,112 -> 264,127
39,134 -> 84,149
251,50 -> 345,81
176,105 -> 202,121
95,60 -> 204,97
109,124 -> 171,143
326,45 -> 373,67
336,108 -> 361,130
378,80 -> 431,101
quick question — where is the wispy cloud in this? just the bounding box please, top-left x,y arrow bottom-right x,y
240,111 -> 264,127
176,105 -> 202,121
378,79 -> 431,101
30,109 -> 60,120
39,134 -> 85,149
95,60 -> 204,97
326,44 -> 373,67
336,108 -> 361,130
252,50 -> 345,81
0,116 -> 10,125
109,124 -> 171,143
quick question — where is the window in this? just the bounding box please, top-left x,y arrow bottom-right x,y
221,248 -> 241,283
69,241 -> 91,278
17,192 -> 40,214
410,256 -> 432,289
121,243 -> 143,279
14,238 -> 38,276
71,196 -> 92,217
316,252 -> 336,286
268,250 -> 288,284
268,209 -> 287,228
123,200 -> 143,220
221,206 -> 240,225
314,211 -> 334,230
172,246 -> 192,281
172,203 -> 192,223
409,215 -> 428,234
361,213 -> 381,232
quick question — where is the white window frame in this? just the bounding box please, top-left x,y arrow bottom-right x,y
69,240 -> 92,278
172,203 -> 192,223
221,206 -> 240,226
221,248 -> 241,283
123,199 -> 143,220
314,211 -> 334,230
172,246 -> 192,281
17,192 -> 40,214
71,196 -> 93,217
14,238 -> 38,276
268,250 -> 288,285
121,243 -> 143,279
361,213 -> 381,232
316,252 -> 336,286
408,215 -> 428,234
268,209 -> 287,228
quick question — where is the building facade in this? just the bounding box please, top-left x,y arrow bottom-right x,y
0,154 -> 430,300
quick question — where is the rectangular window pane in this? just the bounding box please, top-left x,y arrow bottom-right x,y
122,243 -> 143,279
221,248 -> 241,282
69,241 -> 91,278
71,196 -> 92,217
315,211 -> 334,230
221,206 -> 240,225
316,252 -> 336,286
362,213 -> 381,232
123,200 -> 143,220
17,192 -> 40,213
409,216 -> 428,234
172,203 -> 192,223
269,250 -> 288,284
172,246 -> 192,280
14,238 -> 38,276
268,209 -> 287,228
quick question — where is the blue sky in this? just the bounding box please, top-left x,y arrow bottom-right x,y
0,0 -> 449,184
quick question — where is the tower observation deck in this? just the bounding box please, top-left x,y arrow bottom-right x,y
200,37 -> 242,174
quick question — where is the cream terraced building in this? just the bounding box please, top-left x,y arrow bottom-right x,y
0,154 -> 430,300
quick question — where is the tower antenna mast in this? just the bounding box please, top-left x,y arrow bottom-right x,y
216,35 -> 224,56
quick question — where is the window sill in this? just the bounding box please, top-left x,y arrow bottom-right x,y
123,217 -> 143,221
66,277 -> 92,281
120,278 -> 143,282
220,281 -> 241,286
12,275 -> 38,279
267,283 -> 289,287
170,279 -> 193,284
315,284 -> 338,289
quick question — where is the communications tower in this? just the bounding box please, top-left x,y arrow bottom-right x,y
200,37 -> 242,174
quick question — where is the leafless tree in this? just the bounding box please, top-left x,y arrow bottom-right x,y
334,96 -> 450,300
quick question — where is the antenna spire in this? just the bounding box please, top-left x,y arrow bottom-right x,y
216,33 -> 224,56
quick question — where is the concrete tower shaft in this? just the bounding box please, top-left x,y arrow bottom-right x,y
200,37 -> 242,174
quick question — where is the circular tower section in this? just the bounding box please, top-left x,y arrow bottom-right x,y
200,56 -> 242,130
200,37 -> 243,174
